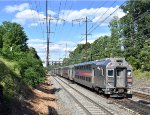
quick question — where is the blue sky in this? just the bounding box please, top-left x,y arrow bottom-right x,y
0,0 -> 126,65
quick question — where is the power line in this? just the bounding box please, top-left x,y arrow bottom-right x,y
64,1 -> 108,52
88,0 -> 117,32
55,1 -> 74,40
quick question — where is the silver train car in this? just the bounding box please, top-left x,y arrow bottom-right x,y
54,58 -> 133,98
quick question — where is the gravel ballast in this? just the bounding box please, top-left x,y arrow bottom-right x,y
48,76 -> 87,115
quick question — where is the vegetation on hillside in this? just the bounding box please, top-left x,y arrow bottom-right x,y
0,21 -> 45,100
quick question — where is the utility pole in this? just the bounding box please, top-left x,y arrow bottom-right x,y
46,0 -> 49,67
72,16 -> 92,49
85,16 -> 88,47
45,17 -> 65,67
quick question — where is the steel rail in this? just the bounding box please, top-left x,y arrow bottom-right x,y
54,76 -> 113,115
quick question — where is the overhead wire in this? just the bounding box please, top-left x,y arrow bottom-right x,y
27,0 -> 39,33
88,9 -> 150,53
67,0 -> 118,56
34,1 -> 45,37
88,0 -> 117,32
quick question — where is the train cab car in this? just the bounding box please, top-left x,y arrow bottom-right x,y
93,58 -> 133,98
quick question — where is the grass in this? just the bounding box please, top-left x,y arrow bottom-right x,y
0,57 -> 20,76
133,69 -> 150,79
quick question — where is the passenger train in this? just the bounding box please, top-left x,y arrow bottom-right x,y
53,58 -> 133,98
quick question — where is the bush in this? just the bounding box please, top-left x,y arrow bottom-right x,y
18,52 -> 45,87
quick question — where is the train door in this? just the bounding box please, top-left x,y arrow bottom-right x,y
69,68 -> 73,80
115,68 -> 127,87
94,66 -> 105,87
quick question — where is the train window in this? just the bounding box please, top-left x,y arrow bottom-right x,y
116,60 -> 123,63
116,70 -> 122,76
88,65 -> 89,70
127,70 -> 131,76
89,65 -> 91,70
86,77 -> 87,81
86,77 -> 88,81
83,76 -> 85,80
108,70 -> 114,77
85,77 -> 90,82
89,78 -> 91,82
85,65 -> 87,70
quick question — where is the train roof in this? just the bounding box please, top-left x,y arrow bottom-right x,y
74,58 -> 127,67
74,58 -> 109,66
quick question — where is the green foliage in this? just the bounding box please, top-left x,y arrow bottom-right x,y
139,39 -> 150,71
120,0 -> 150,70
1,21 -> 28,52
24,67 -> 44,87
0,60 -> 20,99
0,21 -> 45,89
18,52 -> 45,87
133,69 -> 150,79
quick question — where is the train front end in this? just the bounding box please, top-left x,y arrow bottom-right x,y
106,58 -> 133,98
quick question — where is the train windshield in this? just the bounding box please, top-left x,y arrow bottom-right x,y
108,70 -> 114,77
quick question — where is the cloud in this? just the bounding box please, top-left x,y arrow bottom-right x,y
79,39 -> 95,44
28,40 -> 75,54
28,39 -> 46,43
48,10 -> 56,16
12,8 -> 57,26
59,6 -> 125,25
12,9 -> 45,25
8,3 -> 125,27
4,3 -> 29,13
92,32 -> 111,39
28,23 -> 38,27
9,3 -> 125,26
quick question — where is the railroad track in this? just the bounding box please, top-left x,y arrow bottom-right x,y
52,75 -> 137,115
113,98 -> 150,115
52,74 -> 150,115
53,76 -> 112,115
132,90 -> 150,101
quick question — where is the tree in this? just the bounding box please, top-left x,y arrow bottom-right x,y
1,21 -> 28,53
109,16 -> 123,57
120,0 -> 150,69
91,36 -> 111,60
139,39 -> 150,71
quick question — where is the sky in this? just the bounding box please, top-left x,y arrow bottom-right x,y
0,0 -> 126,66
